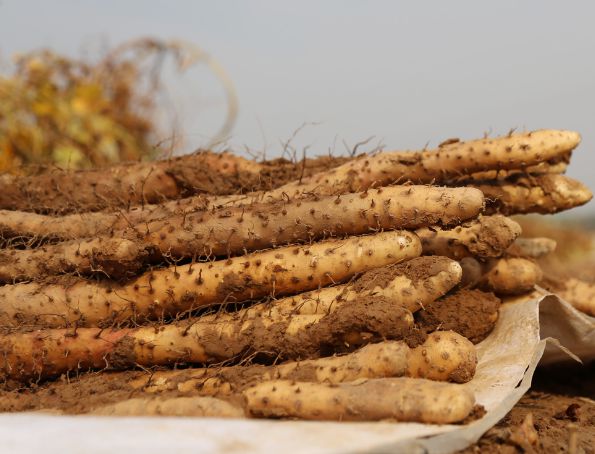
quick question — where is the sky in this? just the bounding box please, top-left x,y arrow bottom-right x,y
0,0 -> 594,215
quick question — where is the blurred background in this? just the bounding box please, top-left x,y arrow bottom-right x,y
0,0 -> 593,215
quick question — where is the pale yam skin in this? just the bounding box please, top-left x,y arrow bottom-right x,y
479,174 -> 592,215
92,396 -> 245,418
243,377 -> 476,423
480,257 -> 543,295
461,153 -> 570,182
74,332 -> 477,418
248,130 -> 580,200
0,230 -> 421,328
417,215 -> 521,260
458,256 -> 543,296
241,256 -> 463,317
0,237 -> 147,283
0,186 -> 483,282
0,130 -> 580,242
406,331 -> 477,383
0,195 -> 209,245
0,259 -> 469,382
134,186 -> 482,264
135,333 -> 477,398
0,285 -> 416,382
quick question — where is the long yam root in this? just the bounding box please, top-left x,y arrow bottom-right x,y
0,333 -> 476,413
0,152 -> 350,215
459,153 -> 570,182
0,194 -> 211,246
0,230 -> 420,328
0,287 -> 415,382
0,186 -> 483,282
135,332 -> 477,398
245,256 -> 462,318
242,377 -> 476,423
417,215 -> 521,260
0,237 -> 149,283
91,396 -> 246,417
241,130 -> 580,200
129,186 -> 482,262
0,151 -> 263,214
479,174 -> 592,215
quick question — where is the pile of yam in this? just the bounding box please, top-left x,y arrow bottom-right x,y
0,129 -> 591,423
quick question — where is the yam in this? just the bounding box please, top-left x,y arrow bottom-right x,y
0,151 -> 262,214
246,130 -> 580,200
91,396 -> 245,417
479,174 -> 592,215
456,256 -> 542,295
0,286 -> 415,381
460,153 -> 570,182
0,230 -> 421,328
136,332 -> 477,398
0,186 -> 483,282
245,256 -> 462,317
0,237 -> 148,283
243,377 -> 476,423
479,257 -> 543,295
0,333 -> 477,413
0,195 -> 209,246
417,215 -> 521,260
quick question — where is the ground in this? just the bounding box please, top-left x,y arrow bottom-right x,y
460,360 -> 595,453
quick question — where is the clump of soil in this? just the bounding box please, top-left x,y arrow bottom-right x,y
414,289 -> 501,344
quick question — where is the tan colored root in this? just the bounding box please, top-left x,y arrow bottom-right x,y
0,195 -> 210,245
506,237 -> 557,258
417,215 -> 521,260
478,174 -> 593,215
479,257 -> 543,295
228,256 -> 462,317
135,342 -> 417,395
462,153 -> 570,182
0,274 -> 416,381
416,289 -> 501,344
242,377 -> 476,423
91,396 -> 245,417
0,333 -> 476,413
550,278 -> 595,316
0,186 -> 483,282
0,237 -> 148,283
0,230 -> 420,328
0,151 -> 263,214
234,130 -> 580,201
133,186 -> 482,262
135,333 -> 476,399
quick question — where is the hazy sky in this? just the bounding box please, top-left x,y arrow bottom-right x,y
1,0 -> 593,214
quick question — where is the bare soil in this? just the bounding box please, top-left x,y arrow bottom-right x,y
460,361 -> 595,453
